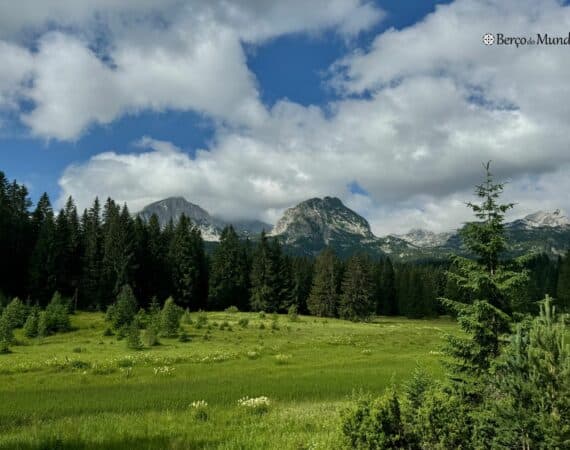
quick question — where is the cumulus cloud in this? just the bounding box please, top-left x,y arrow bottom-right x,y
15,0 -> 570,233
0,0 -> 382,139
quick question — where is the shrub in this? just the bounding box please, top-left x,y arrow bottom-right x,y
341,389 -> 412,450
181,308 -> 193,325
225,306 -> 239,314
23,308 -> 40,338
237,396 -> 271,415
238,318 -> 249,328
190,400 -> 208,421
160,297 -> 182,337
107,285 -> 138,331
102,327 -> 114,337
38,293 -> 72,336
144,327 -> 160,346
3,297 -> 28,328
178,330 -> 191,343
288,304 -> 299,322
126,322 -> 143,350
259,322 -> 265,330
219,321 -> 229,330
194,311 -> 208,329
0,313 -> 14,353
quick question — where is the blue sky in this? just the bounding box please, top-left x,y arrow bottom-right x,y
1,0 -> 569,234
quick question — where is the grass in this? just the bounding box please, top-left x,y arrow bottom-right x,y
0,311 -> 457,449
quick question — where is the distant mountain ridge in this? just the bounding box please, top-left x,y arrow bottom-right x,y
138,197 -> 271,241
138,197 -> 570,259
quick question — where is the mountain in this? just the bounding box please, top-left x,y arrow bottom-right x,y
392,229 -> 454,248
508,209 -> 570,230
139,197 -> 570,259
268,196 -> 381,256
138,197 -> 271,241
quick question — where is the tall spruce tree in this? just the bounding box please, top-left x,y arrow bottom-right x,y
80,198 -> 103,309
441,162 -> 529,384
307,247 -> 340,317
556,250 -> 570,311
339,254 -> 374,321
249,231 -> 278,312
209,226 -> 250,311
168,215 -> 208,309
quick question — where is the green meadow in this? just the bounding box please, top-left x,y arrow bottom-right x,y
0,312 -> 457,450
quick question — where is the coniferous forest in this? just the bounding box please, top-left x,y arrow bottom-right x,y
1,169 -> 567,320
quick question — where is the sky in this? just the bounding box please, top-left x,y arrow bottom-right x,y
1,0 -> 570,235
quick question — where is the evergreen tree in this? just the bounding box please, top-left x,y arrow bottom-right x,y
23,307 -> 40,338
0,312 -> 14,353
2,297 -> 28,328
126,321 -> 143,350
209,226 -> 250,311
307,247 -> 340,317
101,199 -> 134,304
249,231 -> 278,312
168,215 -> 208,309
160,297 -> 182,337
376,258 -> 397,315
28,200 -> 57,305
441,162 -> 529,384
556,250 -> 570,311
80,198 -> 103,309
339,254 -> 374,321
107,284 -> 138,331
290,256 -> 314,314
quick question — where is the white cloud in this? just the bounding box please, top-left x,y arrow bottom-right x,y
0,0 -> 383,139
19,0 -> 570,233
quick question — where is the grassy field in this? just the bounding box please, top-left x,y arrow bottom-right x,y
0,312 -> 457,449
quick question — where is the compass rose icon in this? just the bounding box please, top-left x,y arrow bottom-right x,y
482,33 -> 495,45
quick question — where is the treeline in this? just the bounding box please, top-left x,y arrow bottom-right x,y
1,171 -> 569,317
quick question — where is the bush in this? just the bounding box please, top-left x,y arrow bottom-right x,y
3,297 -> 28,328
287,304 -> 299,322
194,311 -> 208,329
160,297 -> 182,337
225,306 -> 239,314
342,389 -> 412,450
126,322 -> 143,350
107,285 -> 138,331
238,318 -> 249,328
178,330 -> 191,343
0,313 -> 14,353
38,293 -> 72,336
144,327 -> 160,346
23,309 -> 40,338
219,321 -> 229,330
182,308 -> 192,324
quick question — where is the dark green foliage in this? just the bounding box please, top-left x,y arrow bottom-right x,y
249,232 -> 278,312
339,254 -> 374,321
23,307 -> 40,338
160,297 -> 182,337
168,215 -> 208,309
209,226 -> 250,311
126,322 -> 143,350
0,313 -> 14,353
178,329 -> 191,342
557,250 -> 570,311
307,247 -> 340,317
107,285 -> 138,331
2,297 -> 28,328
287,304 -> 299,322
38,292 -> 72,336
477,296 -> 570,449
342,389 -> 411,449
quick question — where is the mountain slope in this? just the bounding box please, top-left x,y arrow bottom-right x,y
138,197 -> 272,241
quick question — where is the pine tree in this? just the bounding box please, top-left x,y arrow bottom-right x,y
441,162 -> 529,383
249,231 -> 278,312
0,312 -> 14,353
307,247 -> 340,317
160,297 -> 181,337
80,198 -> 103,309
28,200 -> 57,305
209,226 -> 250,311
107,284 -> 138,331
556,250 -> 570,311
168,215 -> 208,309
23,307 -> 40,338
376,258 -> 397,315
126,321 -> 143,350
290,256 -> 314,314
339,254 -> 374,321
2,297 -> 28,328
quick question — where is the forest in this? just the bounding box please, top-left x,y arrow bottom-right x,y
1,170 -> 568,322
